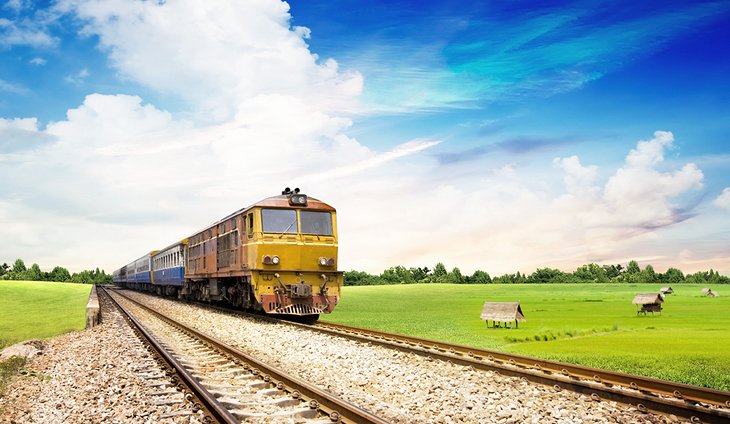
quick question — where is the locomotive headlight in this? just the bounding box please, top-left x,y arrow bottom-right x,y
319,257 -> 335,267
272,255 -> 280,265
263,255 -> 272,265
288,194 -> 308,206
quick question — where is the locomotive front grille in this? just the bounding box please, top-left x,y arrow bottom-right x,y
276,303 -> 325,315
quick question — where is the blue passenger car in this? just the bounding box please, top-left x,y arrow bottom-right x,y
152,240 -> 187,287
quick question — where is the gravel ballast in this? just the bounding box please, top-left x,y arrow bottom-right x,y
120,290 -> 685,423
0,293 -> 205,423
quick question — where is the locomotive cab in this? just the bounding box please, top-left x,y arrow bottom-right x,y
249,188 -> 343,317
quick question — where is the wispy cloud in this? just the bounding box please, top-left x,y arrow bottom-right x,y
29,56 -> 46,65
0,78 -> 28,94
0,14 -> 57,49
714,188 -> 730,212
357,1 -> 730,113
64,68 -> 90,85
434,135 -> 577,164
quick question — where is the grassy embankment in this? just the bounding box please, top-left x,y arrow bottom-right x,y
0,280 -> 91,350
0,280 -> 90,396
325,283 -> 730,391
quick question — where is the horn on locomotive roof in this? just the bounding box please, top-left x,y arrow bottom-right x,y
281,187 -> 301,195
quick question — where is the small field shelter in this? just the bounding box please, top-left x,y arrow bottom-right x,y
632,293 -> 664,316
480,302 -> 526,328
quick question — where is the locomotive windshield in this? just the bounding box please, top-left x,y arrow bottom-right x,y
262,209 -> 297,234
261,208 -> 333,236
301,211 -> 333,235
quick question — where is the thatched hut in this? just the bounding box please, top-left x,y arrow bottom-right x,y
480,302 -> 526,328
632,293 -> 664,316
659,286 -> 673,295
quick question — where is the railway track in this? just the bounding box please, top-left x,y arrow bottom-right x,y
299,321 -> 730,424
107,287 -> 730,423
101,287 -> 387,424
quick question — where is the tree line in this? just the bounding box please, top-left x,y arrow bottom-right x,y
345,260 -> 729,286
1,257 -> 726,286
0,259 -> 112,284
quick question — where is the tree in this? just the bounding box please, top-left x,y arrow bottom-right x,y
661,267 -> 684,284
448,267 -> 464,284
11,259 -> 27,278
27,263 -> 43,281
626,260 -> 641,274
432,262 -> 447,278
381,266 -> 414,284
409,267 -> 430,282
602,264 -> 623,279
528,268 -> 564,284
574,263 -> 608,283
641,264 -> 657,284
49,266 -> 72,282
0,262 -> 8,278
470,270 -> 492,284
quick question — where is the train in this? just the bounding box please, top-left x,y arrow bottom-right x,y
112,188 -> 343,320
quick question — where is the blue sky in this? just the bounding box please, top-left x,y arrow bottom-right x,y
1,0 -> 729,275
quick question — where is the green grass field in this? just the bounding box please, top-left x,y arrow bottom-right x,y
325,284 -> 730,391
0,281 -> 91,350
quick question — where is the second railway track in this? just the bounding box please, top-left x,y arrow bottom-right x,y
109,287 -> 730,423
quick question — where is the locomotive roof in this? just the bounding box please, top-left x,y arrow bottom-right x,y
195,194 -> 336,235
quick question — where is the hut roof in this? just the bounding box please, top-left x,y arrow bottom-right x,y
659,286 -> 673,293
632,293 -> 664,305
480,302 -> 526,322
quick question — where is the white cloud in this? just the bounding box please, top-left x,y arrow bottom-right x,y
64,68 -> 90,85
0,15 -> 57,48
0,117 -> 54,153
58,0 -> 363,121
714,188 -> 730,212
625,130 -> 674,168
29,57 -> 46,65
3,0 -> 31,13
0,78 -> 28,94
553,155 -> 598,196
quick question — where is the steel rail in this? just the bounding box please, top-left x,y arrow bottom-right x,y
111,289 -> 389,424
307,321 -> 730,424
100,287 -> 238,424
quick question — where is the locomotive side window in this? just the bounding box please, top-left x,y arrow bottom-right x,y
300,211 -> 333,235
261,209 -> 297,234
247,213 -> 254,238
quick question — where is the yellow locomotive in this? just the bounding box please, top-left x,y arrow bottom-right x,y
114,188 -> 343,320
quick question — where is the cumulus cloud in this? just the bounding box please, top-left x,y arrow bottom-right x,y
553,155 -> 598,196
0,117 -> 54,153
603,131 -> 703,227
58,0 -> 363,121
714,188 -> 730,212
